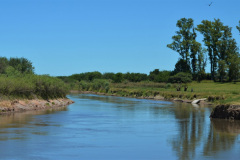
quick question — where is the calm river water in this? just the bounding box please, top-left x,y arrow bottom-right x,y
0,94 -> 240,160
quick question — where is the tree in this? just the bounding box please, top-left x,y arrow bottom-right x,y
197,19 -> 227,81
70,71 -> 102,81
85,71 -> 102,81
228,54 -> 240,81
113,73 -> 123,83
0,57 -> 8,74
5,66 -> 21,77
168,18 -> 203,77
196,48 -> 207,82
167,18 -> 195,64
190,38 -> 202,79
236,21 -> 240,33
218,60 -> 227,82
149,69 -> 171,82
9,57 -> 34,74
173,59 -> 191,74
102,72 -> 115,80
168,72 -> 192,83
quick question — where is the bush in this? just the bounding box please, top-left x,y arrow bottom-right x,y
113,73 -> 123,83
0,74 -> 69,99
168,72 -> 192,83
149,69 -> 171,82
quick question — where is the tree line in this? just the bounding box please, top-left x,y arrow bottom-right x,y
0,57 -> 34,75
58,69 -> 195,84
167,18 -> 240,82
0,57 -> 69,99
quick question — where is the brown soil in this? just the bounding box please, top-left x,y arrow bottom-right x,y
0,98 -> 74,115
210,105 -> 240,120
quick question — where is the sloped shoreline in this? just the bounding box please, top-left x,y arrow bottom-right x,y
0,98 -> 74,115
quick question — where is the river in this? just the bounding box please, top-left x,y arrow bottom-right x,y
0,94 -> 240,160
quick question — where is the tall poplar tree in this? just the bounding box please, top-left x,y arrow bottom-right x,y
167,18 -> 201,75
197,19 -> 226,80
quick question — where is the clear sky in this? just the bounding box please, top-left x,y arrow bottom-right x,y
0,0 -> 240,76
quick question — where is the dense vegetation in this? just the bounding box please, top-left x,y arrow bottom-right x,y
57,18 -> 240,105
167,18 -> 240,82
2,18 -> 240,105
0,57 -> 69,100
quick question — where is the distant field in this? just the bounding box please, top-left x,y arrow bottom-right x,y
109,81 -> 240,105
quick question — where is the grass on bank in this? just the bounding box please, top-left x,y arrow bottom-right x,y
0,74 -> 69,100
71,79 -> 240,105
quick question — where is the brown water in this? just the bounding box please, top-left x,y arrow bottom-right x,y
0,94 -> 240,160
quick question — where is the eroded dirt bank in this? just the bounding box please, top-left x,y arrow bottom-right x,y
0,98 -> 74,115
210,105 -> 240,120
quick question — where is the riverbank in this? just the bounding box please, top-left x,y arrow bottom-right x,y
70,90 -> 212,106
0,98 -> 74,115
71,90 -> 240,120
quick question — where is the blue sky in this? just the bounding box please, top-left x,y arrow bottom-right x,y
0,0 -> 240,76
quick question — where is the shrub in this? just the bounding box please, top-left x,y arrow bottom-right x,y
168,72 -> 192,83
0,74 -> 69,99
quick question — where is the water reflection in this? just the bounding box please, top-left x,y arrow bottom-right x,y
0,107 -> 67,141
73,94 -> 240,159
0,94 -> 240,160
203,120 -> 240,157
170,103 -> 206,160
170,102 -> 240,160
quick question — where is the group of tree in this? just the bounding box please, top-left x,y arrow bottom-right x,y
0,57 -> 34,76
59,71 -> 149,83
168,18 -> 240,82
0,56 -> 69,99
58,69 -> 196,84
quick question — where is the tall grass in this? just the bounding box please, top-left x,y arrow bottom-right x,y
78,79 -> 110,93
68,79 -> 240,105
0,74 -> 69,100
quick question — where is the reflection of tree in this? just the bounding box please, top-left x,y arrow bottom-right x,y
170,102 -> 240,160
171,103 -> 206,160
203,120 -> 240,156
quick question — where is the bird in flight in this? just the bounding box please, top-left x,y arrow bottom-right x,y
209,2 -> 213,6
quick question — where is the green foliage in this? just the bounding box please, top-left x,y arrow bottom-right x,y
173,59 -> 191,74
9,57 -> 34,74
167,18 -> 202,76
124,72 -> 148,82
196,19 -> 239,81
70,71 -> 102,81
5,66 -> 22,77
168,72 -> 192,83
0,74 -> 69,99
149,69 -> 171,82
0,57 -> 8,74
102,72 -> 115,80
228,54 -> 240,81
113,73 -> 123,83
167,18 -> 195,61
79,80 -> 90,90
92,79 -> 109,92
236,21 -> 240,33
0,56 -> 69,99
78,79 -> 110,92
218,60 -> 227,82
33,75 -> 69,99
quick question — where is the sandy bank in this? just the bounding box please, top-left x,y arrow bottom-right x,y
0,98 -> 74,115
